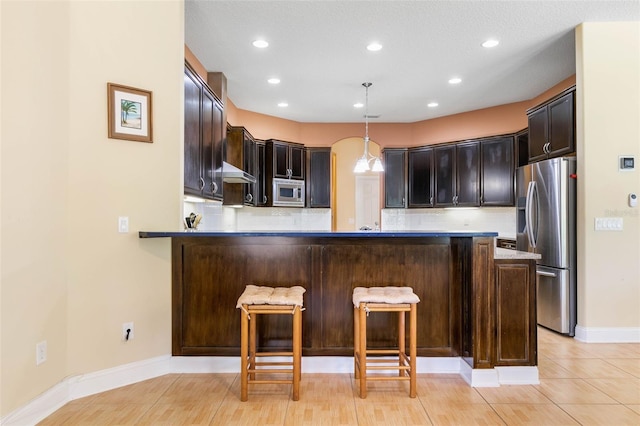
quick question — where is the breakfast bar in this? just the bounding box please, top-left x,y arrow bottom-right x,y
141,230 -> 537,373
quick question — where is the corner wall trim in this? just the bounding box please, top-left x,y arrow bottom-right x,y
574,325 -> 640,343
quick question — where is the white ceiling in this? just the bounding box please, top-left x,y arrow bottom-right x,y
185,0 -> 639,123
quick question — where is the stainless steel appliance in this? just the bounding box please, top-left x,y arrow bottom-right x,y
516,157 -> 577,335
272,178 -> 305,207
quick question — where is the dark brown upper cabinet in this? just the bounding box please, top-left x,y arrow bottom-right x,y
306,148 -> 331,208
267,140 -> 305,180
480,136 -> 515,206
184,63 -> 224,200
383,148 -> 407,208
408,147 -> 434,208
515,128 -> 529,168
434,142 -> 480,207
527,88 -> 575,163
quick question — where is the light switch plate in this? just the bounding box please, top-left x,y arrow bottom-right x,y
118,216 -> 129,233
594,217 -> 623,231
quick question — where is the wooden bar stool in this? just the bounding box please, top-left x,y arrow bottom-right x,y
236,285 -> 305,401
353,286 -> 420,398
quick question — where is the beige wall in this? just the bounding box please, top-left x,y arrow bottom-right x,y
1,0 -> 183,416
576,22 -> 640,328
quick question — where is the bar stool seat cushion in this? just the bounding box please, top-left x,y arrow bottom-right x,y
237,285 -> 306,308
352,286 -> 420,307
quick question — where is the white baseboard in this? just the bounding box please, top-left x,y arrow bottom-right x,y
1,355 -> 539,426
574,325 -> 640,343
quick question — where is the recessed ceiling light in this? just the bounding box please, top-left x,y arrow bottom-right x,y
354,102 -> 364,108
367,42 -> 382,51
252,39 -> 269,48
427,102 -> 439,108
482,39 -> 499,48
267,78 -> 280,84
277,102 -> 288,107
448,77 -> 462,85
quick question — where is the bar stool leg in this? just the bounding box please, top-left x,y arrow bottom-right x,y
358,303 -> 367,399
398,310 -> 405,377
240,308 -> 249,402
409,303 -> 417,398
292,305 -> 301,401
249,308 -> 257,381
354,306 -> 360,379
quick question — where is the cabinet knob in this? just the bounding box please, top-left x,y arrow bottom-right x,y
199,177 -> 205,191
263,195 -> 268,204
211,181 -> 218,194
245,193 -> 253,203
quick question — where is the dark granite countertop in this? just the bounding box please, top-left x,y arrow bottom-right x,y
138,230 -> 499,238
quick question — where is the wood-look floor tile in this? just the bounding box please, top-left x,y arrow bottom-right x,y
584,378 -> 640,404
136,401 -> 218,425
559,403 -> 640,425
75,374 -> 179,405
424,402 -> 504,426
605,358 -> 640,377
37,403 -> 153,425
475,385 -> 551,404
417,375 -> 486,404
350,377 -> 413,401
298,373 -> 355,400
577,343 -> 640,359
155,373 -> 235,403
550,358 -> 635,379
284,400 -> 358,425
534,378 -> 618,404
490,403 -> 579,425
537,357 -> 579,379
627,404 -> 640,415
209,395 -> 289,425
353,400 -> 433,425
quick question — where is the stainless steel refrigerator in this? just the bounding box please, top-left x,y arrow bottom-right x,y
516,157 -> 577,336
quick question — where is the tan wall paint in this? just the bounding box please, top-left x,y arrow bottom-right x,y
1,0 -> 183,415
576,22 -> 640,328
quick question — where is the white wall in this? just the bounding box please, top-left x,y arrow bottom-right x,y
1,0 -> 183,416
576,22 -> 640,336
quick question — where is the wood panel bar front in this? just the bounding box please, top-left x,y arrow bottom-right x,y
169,233 -> 496,367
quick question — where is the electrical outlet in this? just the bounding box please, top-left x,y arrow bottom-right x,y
36,340 -> 47,365
122,322 -> 134,341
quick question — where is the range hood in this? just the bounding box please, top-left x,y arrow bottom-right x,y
222,161 -> 256,184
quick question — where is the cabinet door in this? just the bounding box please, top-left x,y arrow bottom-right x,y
211,98 -> 224,200
408,148 -> 434,207
201,88 -> 218,198
494,259 -> 537,366
481,136 -> 514,206
383,149 -> 407,208
455,142 -> 480,206
273,142 -> 289,178
243,132 -> 256,205
289,145 -> 306,180
307,149 -> 331,208
184,68 -> 203,196
548,92 -> 574,158
256,142 -> 267,206
434,145 -> 455,207
527,107 -> 548,163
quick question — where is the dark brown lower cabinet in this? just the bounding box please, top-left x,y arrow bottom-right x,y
494,259 -> 537,366
170,234 -> 515,368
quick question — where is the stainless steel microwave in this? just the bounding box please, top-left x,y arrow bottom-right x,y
272,178 -> 305,207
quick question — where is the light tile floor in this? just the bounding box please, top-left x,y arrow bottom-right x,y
38,327 -> 640,425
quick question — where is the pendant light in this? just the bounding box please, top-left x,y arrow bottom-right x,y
354,82 -> 384,173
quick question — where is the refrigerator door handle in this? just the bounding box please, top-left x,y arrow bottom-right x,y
525,181 -> 537,248
537,270 -> 557,278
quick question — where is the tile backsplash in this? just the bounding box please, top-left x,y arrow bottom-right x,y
381,207 -> 516,236
184,201 -> 515,236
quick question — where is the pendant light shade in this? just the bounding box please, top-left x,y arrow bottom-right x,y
354,82 -> 383,173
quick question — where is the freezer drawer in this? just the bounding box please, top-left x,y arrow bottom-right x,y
537,266 -> 573,335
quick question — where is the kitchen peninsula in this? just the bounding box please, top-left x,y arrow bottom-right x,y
140,230 -> 538,375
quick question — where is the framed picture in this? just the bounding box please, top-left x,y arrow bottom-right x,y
107,83 -> 153,143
